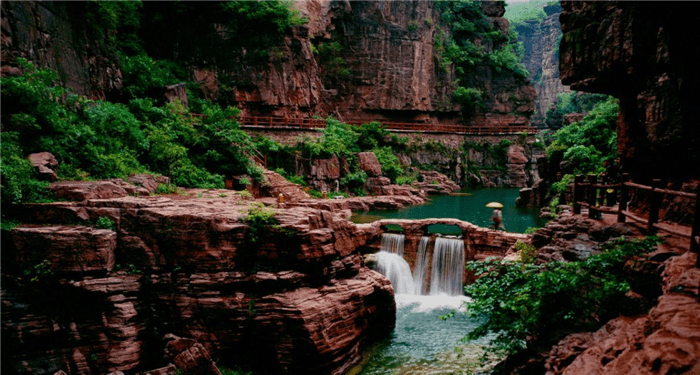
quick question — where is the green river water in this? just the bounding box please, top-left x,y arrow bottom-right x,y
351,188 -> 547,233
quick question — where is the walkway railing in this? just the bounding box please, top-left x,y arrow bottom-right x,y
237,115 -> 539,135
190,113 -> 539,135
573,173 -> 700,266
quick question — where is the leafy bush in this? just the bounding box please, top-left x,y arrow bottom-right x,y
1,133 -> 52,207
242,202 -> 277,243
545,91 -> 610,130
373,146 -> 403,183
453,87 -> 483,111
514,240 -> 537,264
23,259 -> 53,283
0,58 -> 271,203
120,54 -> 185,99
453,236 -> 662,357
313,41 -> 351,86
95,216 -> 116,230
340,170 -> 368,191
546,97 -> 618,176
489,47 -> 529,79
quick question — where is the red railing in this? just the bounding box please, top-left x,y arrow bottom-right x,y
238,116 -> 327,130
237,115 -> 539,135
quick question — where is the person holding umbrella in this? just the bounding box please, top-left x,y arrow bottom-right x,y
487,202 -> 505,231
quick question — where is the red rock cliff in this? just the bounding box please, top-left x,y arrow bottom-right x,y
1,191 -> 395,374
2,1 -> 535,128
559,1 -> 700,183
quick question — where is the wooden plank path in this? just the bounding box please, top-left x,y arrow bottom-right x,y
573,173 -> 700,268
235,115 -> 539,135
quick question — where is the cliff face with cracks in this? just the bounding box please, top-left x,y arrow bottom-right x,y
559,1 -> 700,183
0,1 -> 122,100
1,1 -> 535,128
515,3 -> 569,128
1,187 -> 396,375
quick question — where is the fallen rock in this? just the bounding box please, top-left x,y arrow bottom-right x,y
164,335 -> 221,375
260,169 -> 310,203
28,152 -> 58,182
127,174 -> 170,194
358,152 -> 382,177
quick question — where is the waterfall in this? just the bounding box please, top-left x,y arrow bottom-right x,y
429,238 -> 465,296
412,237 -> 431,295
380,233 -> 405,257
375,251 -> 416,295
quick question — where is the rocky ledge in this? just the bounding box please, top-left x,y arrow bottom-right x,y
1,187 -> 395,374
512,209 -> 700,374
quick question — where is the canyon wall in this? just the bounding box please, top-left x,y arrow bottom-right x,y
0,1 -> 122,100
515,3 -> 569,127
559,1 -> 700,183
249,130 -> 545,189
1,1 -> 535,128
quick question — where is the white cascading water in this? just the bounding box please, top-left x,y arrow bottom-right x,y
412,237 -> 431,295
374,233 -> 416,295
380,233 -> 405,257
429,237 -> 465,296
375,251 -> 416,295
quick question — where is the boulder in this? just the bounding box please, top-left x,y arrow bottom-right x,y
28,152 -> 58,182
358,152 -> 382,177
260,169 -> 310,203
414,171 -> 461,195
164,335 -> 221,375
127,174 -> 170,194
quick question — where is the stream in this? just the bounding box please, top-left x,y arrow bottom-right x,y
353,188 -> 543,374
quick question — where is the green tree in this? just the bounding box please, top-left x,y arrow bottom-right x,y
450,236 -> 662,358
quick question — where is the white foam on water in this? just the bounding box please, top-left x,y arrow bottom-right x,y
395,293 -> 470,313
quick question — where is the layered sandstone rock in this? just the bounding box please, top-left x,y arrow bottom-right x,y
3,1 -> 535,126
260,169 -> 311,203
1,191 -> 395,375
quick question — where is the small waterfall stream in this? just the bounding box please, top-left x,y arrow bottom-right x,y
374,234 -> 465,297
380,233 -> 405,257
412,237 -> 431,295
375,252 -> 416,295
429,237 -> 465,296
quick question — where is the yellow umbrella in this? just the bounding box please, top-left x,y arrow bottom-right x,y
486,202 -> 504,208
